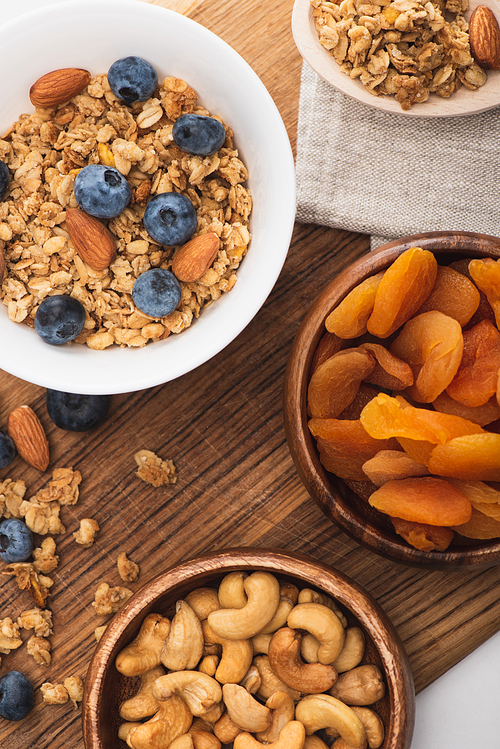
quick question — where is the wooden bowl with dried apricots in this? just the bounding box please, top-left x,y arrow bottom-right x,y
82,548 -> 415,749
284,231 -> 500,569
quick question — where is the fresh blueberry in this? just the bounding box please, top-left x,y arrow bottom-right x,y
0,519 -> 34,563
0,431 -> 16,468
0,671 -> 34,721
107,56 -> 158,105
34,295 -> 86,345
143,192 -> 197,246
132,268 -> 181,318
172,114 -> 226,156
74,164 -> 131,219
46,390 -> 110,432
0,161 -> 10,201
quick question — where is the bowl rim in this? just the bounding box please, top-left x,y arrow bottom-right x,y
82,546 -> 415,749
283,230 -> 500,569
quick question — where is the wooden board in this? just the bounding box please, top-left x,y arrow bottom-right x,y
2,1 -> 500,747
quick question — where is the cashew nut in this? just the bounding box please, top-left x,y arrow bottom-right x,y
351,707 -> 385,748
298,589 -> 348,628
279,582 -> 299,605
253,654 -> 301,702
115,613 -> 171,676
218,571 -> 248,609
259,597 -> 295,635
251,633 -> 272,655
208,572 -> 280,640
233,720 -> 306,749
118,723 -> 141,742
185,587 -> 221,621
329,665 -> 385,706
119,665 -> 165,721
202,620 -> 253,684
152,671 -> 222,716
304,736 -> 329,749
268,627 -> 337,694
331,739 -> 367,749
189,718 -> 222,749
200,699 -> 225,724
240,664 -> 262,694
222,683 -> 272,732
161,600 -> 204,671
332,627 -> 365,673
213,710 -> 243,743
198,655 -> 219,677
126,694 -> 192,749
168,736 -> 194,749
301,634 -> 320,664
288,603 -> 346,665
295,694 -> 366,748
255,690 -> 295,744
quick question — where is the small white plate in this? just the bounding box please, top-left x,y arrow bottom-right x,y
292,0 -> 500,117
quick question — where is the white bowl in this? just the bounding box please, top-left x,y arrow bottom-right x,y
0,0 -> 295,394
292,0 -> 500,117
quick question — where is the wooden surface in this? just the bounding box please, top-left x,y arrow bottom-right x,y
1,0 -> 500,747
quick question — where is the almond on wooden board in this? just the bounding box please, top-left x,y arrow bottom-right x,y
29,68 -> 91,108
66,207 -> 117,270
469,6 -> 500,70
171,232 -> 220,283
8,405 -> 49,472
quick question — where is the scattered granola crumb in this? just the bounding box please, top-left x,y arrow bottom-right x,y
40,682 -> 69,705
94,625 -> 107,642
117,551 -> 140,583
0,617 -> 23,654
17,607 -> 53,637
27,635 -> 51,666
19,499 -> 66,535
73,517 -> 100,548
63,676 -> 83,708
35,467 -> 82,506
2,563 -> 53,607
134,449 -> 177,487
0,478 -> 27,518
32,537 -> 59,574
92,582 -> 133,615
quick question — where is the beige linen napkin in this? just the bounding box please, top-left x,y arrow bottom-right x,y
295,62 -> 500,249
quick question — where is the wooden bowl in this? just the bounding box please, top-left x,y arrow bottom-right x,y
82,547 -> 415,749
292,0 -> 500,117
283,231 -> 500,569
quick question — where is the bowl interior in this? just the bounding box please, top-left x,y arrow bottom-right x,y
292,0 -> 500,118
284,231 -> 500,569
0,0 -> 295,394
83,549 -> 415,749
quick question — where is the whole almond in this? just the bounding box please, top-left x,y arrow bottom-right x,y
29,68 -> 91,108
66,207 -> 117,270
469,6 -> 500,70
8,405 -> 49,472
171,233 -> 220,282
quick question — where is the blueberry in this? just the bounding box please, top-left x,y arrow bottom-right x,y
0,671 -> 34,721
34,295 -> 86,345
132,268 -> 181,317
46,390 -> 110,432
107,56 -> 158,105
74,164 -> 131,219
0,519 -> 34,563
143,192 -> 197,246
0,161 -> 10,201
172,114 -> 226,156
0,431 -> 16,468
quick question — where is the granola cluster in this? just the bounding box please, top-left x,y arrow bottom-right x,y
0,74 -> 252,347
311,0 -> 487,109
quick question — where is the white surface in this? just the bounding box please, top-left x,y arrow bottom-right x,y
5,2 -> 500,748
0,0 -> 295,394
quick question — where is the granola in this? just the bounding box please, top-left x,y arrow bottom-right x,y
311,0 -> 487,109
17,607 -> 53,637
117,551 -> 140,583
0,73 -> 252,346
73,517 -> 99,547
27,634 -> 51,665
134,448 -> 177,487
91,582 -> 133,615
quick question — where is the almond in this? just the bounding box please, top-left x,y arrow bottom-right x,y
29,68 -> 91,108
8,405 -> 49,472
66,207 -> 117,270
171,233 -> 220,282
469,6 -> 500,70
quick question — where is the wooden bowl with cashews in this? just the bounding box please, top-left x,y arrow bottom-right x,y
82,548 -> 415,749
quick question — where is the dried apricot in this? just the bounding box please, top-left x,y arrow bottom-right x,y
390,311 -> 463,402
325,271 -> 385,339
362,449 -> 428,486
448,258 -> 496,328
447,479 -> 500,520
417,265 -> 480,326
311,331 -> 344,373
367,247 -> 437,338
369,477 -> 472,526
396,437 -> 435,465
309,417 -> 396,481
432,391 -> 500,427
339,383 -> 381,420
445,319 -> 500,408
359,343 -> 414,390
308,348 -> 375,418
428,433 -> 500,482
468,257 -> 500,328
390,517 -> 454,551
452,507 -> 500,539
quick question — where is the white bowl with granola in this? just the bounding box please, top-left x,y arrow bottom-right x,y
0,0 -> 295,394
293,0 -> 500,115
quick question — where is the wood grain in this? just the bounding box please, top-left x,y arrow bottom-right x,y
1,1 -> 500,748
